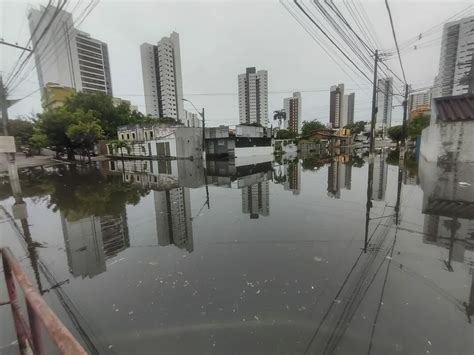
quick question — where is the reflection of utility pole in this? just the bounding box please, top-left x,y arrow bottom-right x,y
394,165 -> 403,225
369,50 -> 379,155
364,160 -> 374,253
444,218 -> 459,272
204,165 -> 210,210
464,270 -> 474,323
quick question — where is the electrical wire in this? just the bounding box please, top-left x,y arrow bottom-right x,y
384,0 -> 407,84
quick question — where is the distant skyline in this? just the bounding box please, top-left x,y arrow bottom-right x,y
1,0 -> 471,127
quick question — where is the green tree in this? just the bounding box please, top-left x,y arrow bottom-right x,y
29,131 -> 48,154
344,121 -> 367,135
35,108 -> 79,159
386,149 -> 400,165
273,109 -> 286,129
387,125 -> 406,146
301,120 -> 325,136
67,116 -> 103,163
276,129 -> 296,139
301,156 -> 325,171
351,154 -> 365,168
407,114 -> 430,140
0,118 -> 35,149
64,92 -> 139,138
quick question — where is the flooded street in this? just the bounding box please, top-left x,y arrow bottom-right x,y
1,153 -> 473,354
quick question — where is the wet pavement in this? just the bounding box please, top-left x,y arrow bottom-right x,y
0,151 -> 473,354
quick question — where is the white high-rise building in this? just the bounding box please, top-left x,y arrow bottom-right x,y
330,84 -> 344,128
330,84 -> 355,128
408,90 -> 432,111
433,16 -> 474,98
140,32 -> 185,120
184,110 -> 202,128
28,6 -> 113,95
238,67 -> 268,126
376,78 -> 393,137
283,92 -> 302,134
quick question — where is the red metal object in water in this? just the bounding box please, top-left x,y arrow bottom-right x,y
0,247 -> 86,354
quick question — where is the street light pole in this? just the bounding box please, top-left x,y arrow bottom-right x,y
182,98 -> 206,153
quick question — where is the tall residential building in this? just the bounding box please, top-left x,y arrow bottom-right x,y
28,6 -> 113,95
140,32 -> 185,120
184,110 -> 202,128
408,89 -> 432,119
283,92 -> 302,134
238,67 -> 268,126
154,188 -> 193,252
376,78 -> 393,136
242,181 -> 270,219
433,16 -> 474,98
346,93 -> 355,125
329,84 -> 355,128
330,84 -> 344,128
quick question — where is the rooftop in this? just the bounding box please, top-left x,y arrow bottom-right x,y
434,94 -> 474,122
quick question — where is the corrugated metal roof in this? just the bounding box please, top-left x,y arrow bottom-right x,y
424,198 -> 474,219
434,94 -> 474,122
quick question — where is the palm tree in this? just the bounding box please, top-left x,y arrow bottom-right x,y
110,140 -> 130,172
273,110 -> 286,129
111,140 -> 130,159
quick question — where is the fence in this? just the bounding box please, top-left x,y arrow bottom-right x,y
0,247 -> 86,354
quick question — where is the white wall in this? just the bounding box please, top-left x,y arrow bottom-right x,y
234,146 -> 273,157
420,121 -> 474,163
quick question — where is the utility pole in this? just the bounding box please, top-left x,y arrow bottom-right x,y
369,50 -> 379,155
201,107 -> 206,153
1,76 -> 10,136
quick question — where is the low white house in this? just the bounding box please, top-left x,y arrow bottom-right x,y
110,124 -> 203,159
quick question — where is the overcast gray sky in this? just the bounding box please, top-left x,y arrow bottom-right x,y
1,0 -> 472,126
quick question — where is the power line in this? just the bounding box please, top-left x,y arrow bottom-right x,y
4,0 -> 53,86
384,0 -> 407,85
7,0 -> 97,95
280,0 -> 370,90
292,0 -> 373,84
5,1 -> 67,90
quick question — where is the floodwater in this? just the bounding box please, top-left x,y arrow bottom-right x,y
0,151 -> 473,354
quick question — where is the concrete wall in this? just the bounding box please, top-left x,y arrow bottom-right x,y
237,125 -> 264,137
174,127 -> 203,158
235,146 -> 273,157
205,127 -> 229,139
420,121 -> 474,163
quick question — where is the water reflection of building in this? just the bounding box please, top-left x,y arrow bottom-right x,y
206,157 -> 272,218
403,170 -> 419,186
284,161 -> 301,195
419,159 -> 474,320
61,210 -> 130,279
154,188 -> 193,252
105,158 -> 204,190
327,155 -> 352,199
372,151 -> 388,201
242,182 -> 270,219
104,159 -> 201,253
